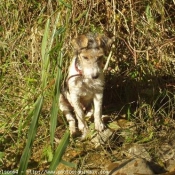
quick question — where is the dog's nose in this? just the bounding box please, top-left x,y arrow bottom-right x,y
92,74 -> 99,79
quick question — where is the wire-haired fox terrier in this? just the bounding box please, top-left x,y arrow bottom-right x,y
59,33 -> 113,139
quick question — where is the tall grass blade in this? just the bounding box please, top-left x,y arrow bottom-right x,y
41,19 -> 50,89
60,159 -> 77,168
145,5 -> 154,28
47,130 -> 70,173
41,19 -> 50,62
50,52 -> 63,147
18,17 -> 51,173
59,0 -> 72,9
48,13 -> 64,147
18,95 -> 43,175
48,13 -> 60,51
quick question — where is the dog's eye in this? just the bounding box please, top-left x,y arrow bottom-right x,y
82,56 -> 88,60
97,56 -> 104,61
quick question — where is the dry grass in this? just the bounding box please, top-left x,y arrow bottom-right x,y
0,0 -> 175,172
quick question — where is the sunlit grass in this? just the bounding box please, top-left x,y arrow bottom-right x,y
0,0 -> 175,172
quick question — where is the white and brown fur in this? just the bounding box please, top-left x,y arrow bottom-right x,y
59,33 -> 113,139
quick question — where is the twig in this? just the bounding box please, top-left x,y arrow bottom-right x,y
103,50 -> 113,72
103,0 -> 116,72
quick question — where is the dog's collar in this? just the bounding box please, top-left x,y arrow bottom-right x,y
75,57 -> 82,74
66,57 -> 82,83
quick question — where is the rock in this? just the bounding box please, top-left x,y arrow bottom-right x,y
166,159 -> 175,172
122,144 -> 151,161
91,128 -> 113,147
159,143 -> 175,162
107,158 -> 154,175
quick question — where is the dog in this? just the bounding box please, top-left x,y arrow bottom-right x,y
59,33 -> 113,139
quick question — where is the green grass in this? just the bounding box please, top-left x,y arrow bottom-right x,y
18,96 -> 43,175
0,0 -> 175,172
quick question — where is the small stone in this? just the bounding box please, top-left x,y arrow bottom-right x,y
166,159 -> 175,172
125,144 -> 152,161
159,143 -> 175,162
91,128 -> 113,147
108,158 -> 154,175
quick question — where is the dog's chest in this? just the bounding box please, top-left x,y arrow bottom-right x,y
80,80 -> 97,98
68,76 -> 104,98
77,78 -> 103,105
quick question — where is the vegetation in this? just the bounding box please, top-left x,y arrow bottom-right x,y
0,0 -> 175,173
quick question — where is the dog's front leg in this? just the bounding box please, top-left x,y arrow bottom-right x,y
93,93 -> 105,132
59,94 -> 76,135
70,95 -> 88,138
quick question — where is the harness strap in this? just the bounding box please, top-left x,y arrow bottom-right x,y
66,57 -> 82,92
66,74 -> 82,82
75,57 -> 82,74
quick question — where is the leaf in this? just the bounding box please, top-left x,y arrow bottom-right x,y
145,5 -> 154,28
47,130 -> 70,173
50,52 -> 63,146
0,151 -> 4,159
108,121 -> 121,130
18,96 -> 43,175
43,145 -> 53,162
41,19 -> 50,61
59,0 -> 72,9
61,159 -> 77,168
139,132 -> 154,143
41,19 -> 50,89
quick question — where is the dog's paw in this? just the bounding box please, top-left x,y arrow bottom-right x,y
78,122 -> 88,140
69,121 -> 76,135
86,110 -> 93,118
81,128 -> 88,140
78,121 -> 88,131
95,120 -> 105,132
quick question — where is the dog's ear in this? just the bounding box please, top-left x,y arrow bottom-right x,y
97,35 -> 115,55
99,36 -> 114,49
72,35 -> 89,50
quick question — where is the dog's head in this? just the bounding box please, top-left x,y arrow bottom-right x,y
72,33 -> 113,79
